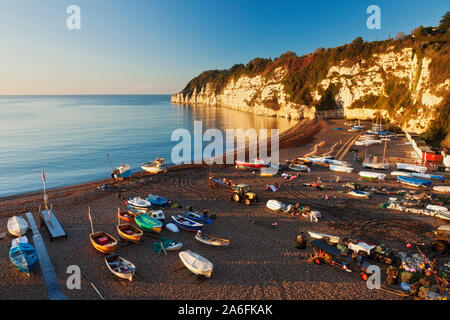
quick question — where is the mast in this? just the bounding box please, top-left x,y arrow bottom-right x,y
382,137 -> 387,164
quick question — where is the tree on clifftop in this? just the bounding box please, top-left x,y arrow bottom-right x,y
438,11 -> 450,32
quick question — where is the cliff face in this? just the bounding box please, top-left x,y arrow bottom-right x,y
172,35 -> 449,146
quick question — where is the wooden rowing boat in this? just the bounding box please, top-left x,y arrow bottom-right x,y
88,207 -> 118,254
195,231 -> 230,247
134,214 -> 163,233
105,254 -> 136,281
89,231 -> 118,254
7,216 -> 29,237
179,250 -> 213,278
116,223 -> 143,243
9,242 -> 38,276
117,208 -> 135,222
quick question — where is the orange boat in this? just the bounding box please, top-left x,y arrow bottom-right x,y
117,223 -> 143,243
89,231 -> 118,254
117,207 -> 135,222
88,207 -> 118,254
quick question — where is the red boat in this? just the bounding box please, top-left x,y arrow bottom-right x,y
234,158 -> 270,169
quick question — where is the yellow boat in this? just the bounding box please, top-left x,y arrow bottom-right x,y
89,231 -> 118,254
117,223 -> 143,244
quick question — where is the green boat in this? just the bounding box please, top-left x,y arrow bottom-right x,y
134,214 -> 163,233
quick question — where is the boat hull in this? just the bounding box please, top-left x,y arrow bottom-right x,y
397,176 -> 432,187
134,214 -> 163,233
9,243 -> 38,276
116,224 -> 143,243
89,232 -> 118,254
195,232 -> 230,247
171,215 -> 203,232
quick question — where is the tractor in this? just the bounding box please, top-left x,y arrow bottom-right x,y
231,184 -> 258,205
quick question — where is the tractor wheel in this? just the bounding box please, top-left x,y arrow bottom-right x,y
245,199 -> 251,206
233,194 -> 240,202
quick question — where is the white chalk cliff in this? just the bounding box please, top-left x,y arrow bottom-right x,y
172,47 -> 449,134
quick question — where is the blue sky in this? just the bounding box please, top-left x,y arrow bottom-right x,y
0,0 -> 447,94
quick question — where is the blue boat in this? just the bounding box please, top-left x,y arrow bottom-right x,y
146,193 -> 170,207
111,164 -> 132,179
171,215 -> 203,232
9,243 -> 39,276
183,210 -> 212,225
397,176 -> 432,187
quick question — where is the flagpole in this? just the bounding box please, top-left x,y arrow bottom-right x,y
42,169 -> 48,210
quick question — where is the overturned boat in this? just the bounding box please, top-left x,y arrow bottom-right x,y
396,163 -> 427,174
397,176 -> 432,188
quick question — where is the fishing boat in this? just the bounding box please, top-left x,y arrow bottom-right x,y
348,190 -> 371,199
149,209 -> 165,222
234,158 -> 269,169
9,243 -> 38,276
127,197 -> 151,210
397,176 -> 432,188
134,214 -> 163,233
171,215 -> 203,232
183,210 -> 212,225
396,163 -> 427,174
363,161 -> 390,170
88,208 -> 118,254
111,164 -> 132,180
329,164 -> 354,173
141,158 -> 168,174
7,216 -> 29,237
146,193 -> 170,207
433,185 -> 450,193
359,171 -> 386,181
195,231 -> 230,247
179,250 -> 213,278
127,205 -> 148,214
105,254 -> 136,282
288,164 -> 308,171
266,199 -> 286,211
116,223 -> 143,243
152,236 -> 183,253
296,158 -> 312,165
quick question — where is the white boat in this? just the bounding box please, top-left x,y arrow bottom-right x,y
288,164 -> 308,171
348,190 -> 371,198
436,211 -> 450,221
307,231 -> 340,244
127,197 -> 151,209
165,223 -> 179,233
105,254 -> 136,282
149,209 -> 165,222
141,158 -> 168,174
391,171 -> 414,177
7,216 -> 29,237
363,162 -> 391,170
355,139 -> 382,146
426,205 -> 448,212
348,242 -> 376,255
396,163 -> 427,174
11,235 -> 28,247
359,171 -> 386,181
266,200 -> 286,211
179,250 -> 213,278
433,186 -> 450,193
329,164 -> 353,173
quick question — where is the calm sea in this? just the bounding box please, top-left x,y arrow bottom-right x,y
0,95 -> 295,197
